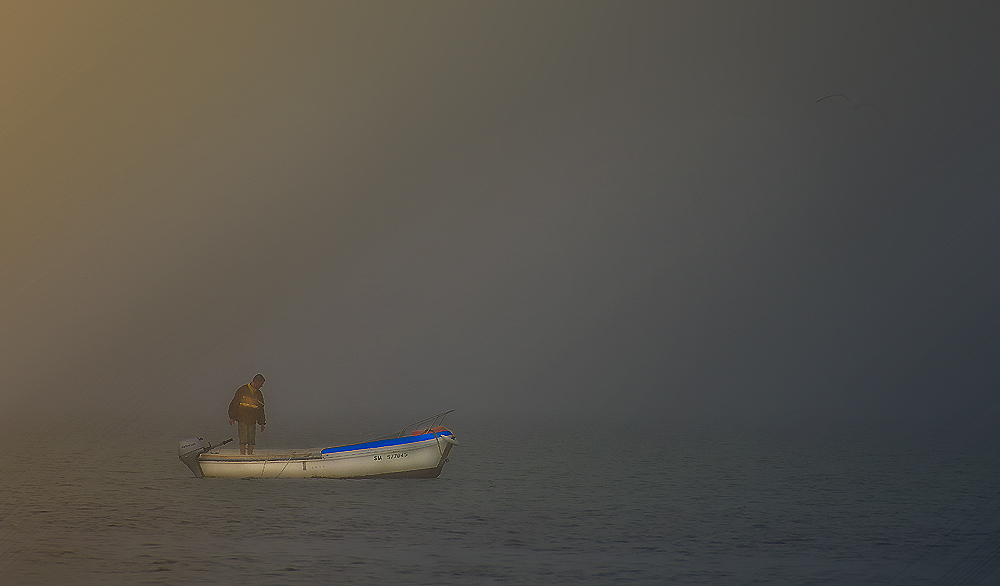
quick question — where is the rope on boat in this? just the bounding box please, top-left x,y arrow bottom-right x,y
260,453 -> 296,478
433,430 -> 444,459
273,453 -> 296,478
432,429 -> 455,462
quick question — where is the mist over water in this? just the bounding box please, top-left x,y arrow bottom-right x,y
2,1 -> 999,434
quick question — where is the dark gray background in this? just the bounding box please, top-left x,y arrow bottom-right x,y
3,1 -> 998,437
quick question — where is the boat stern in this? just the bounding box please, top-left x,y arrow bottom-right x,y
178,437 -> 208,477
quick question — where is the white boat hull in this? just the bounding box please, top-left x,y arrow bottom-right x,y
187,429 -> 457,479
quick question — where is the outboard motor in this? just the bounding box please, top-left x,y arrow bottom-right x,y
178,437 -> 209,477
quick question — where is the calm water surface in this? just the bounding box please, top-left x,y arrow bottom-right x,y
0,422 -> 998,584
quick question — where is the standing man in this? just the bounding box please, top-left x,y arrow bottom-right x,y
229,373 -> 266,455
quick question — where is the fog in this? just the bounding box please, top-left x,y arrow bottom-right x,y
3,1 -> 999,439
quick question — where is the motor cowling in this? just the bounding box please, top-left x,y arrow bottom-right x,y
178,437 -> 208,477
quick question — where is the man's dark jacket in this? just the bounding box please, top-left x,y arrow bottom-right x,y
228,384 -> 266,425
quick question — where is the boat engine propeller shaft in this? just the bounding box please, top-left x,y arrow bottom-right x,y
178,437 -> 232,477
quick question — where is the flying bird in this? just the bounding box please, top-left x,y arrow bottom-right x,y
816,94 -> 887,124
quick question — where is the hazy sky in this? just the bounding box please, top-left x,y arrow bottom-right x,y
3,1 -> 999,437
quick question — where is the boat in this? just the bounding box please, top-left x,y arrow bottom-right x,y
178,410 -> 458,479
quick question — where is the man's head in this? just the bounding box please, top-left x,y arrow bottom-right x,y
251,373 -> 265,389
